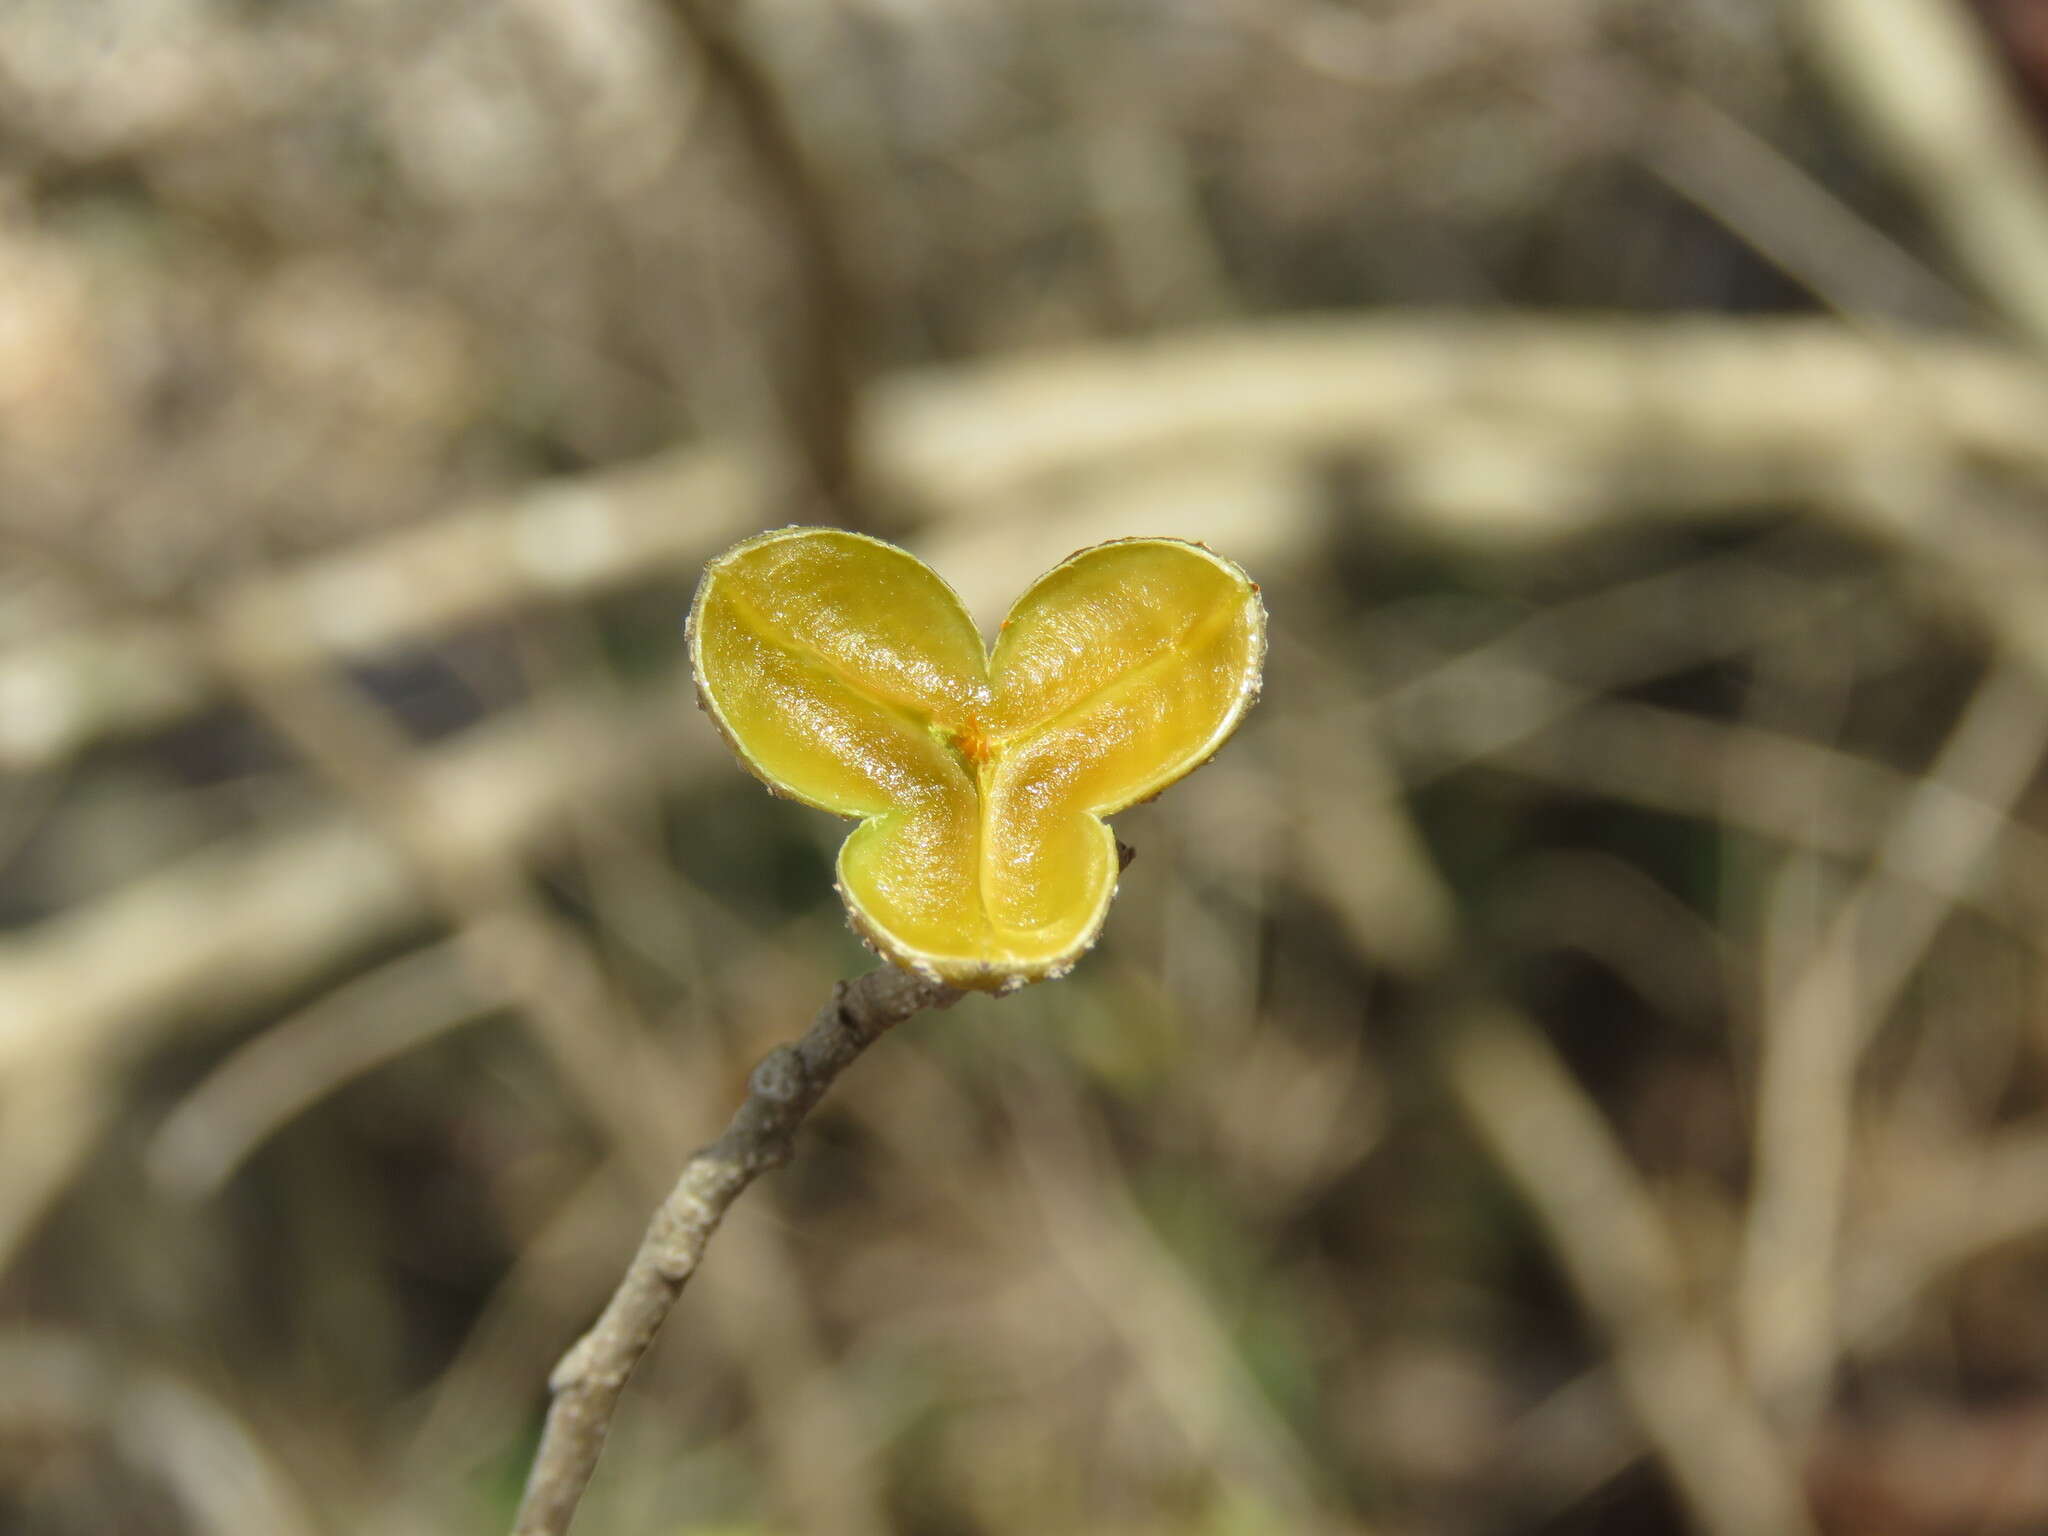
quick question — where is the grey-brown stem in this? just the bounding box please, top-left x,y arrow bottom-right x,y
509,965 -> 960,1536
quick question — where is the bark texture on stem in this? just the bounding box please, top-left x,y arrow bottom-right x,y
510,965 -> 960,1536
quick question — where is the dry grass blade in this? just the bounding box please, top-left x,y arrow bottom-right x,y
146,941 -> 491,1200
1803,0 -> 2048,349
0,1329 -> 322,1536
1447,1009 -> 1818,1536
649,0 -> 869,523
1000,1062 -> 1332,1527
10,319 -> 2048,775
1739,661 -> 2048,1432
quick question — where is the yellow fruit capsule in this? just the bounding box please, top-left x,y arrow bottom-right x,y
687,528 -> 1266,992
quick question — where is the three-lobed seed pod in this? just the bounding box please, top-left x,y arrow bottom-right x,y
688,528 -> 1266,991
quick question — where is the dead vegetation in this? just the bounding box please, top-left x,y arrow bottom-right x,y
8,2 -> 2048,1533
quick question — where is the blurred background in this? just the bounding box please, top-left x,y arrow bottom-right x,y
7,1 -> 2048,1533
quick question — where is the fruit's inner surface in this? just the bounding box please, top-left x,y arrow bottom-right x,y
696,532 -> 984,815
697,531 -> 1261,983
839,796 -> 989,960
713,530 -> 987,723
700,592 -> 969,815
988,545 -> 1256,797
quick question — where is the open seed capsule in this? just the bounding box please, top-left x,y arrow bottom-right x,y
688,528 -> 1266,991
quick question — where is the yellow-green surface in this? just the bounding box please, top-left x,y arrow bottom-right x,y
689,529 -> 1266,989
